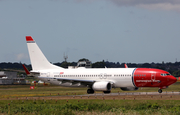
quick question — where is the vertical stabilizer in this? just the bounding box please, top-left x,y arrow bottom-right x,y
26,36 -> 63,70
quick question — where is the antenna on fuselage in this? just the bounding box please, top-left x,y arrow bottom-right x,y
64,53 -> 68,62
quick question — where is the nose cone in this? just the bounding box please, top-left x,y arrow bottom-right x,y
169,75 -> 177,85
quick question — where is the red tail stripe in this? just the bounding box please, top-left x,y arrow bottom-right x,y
26,36 -> 34,41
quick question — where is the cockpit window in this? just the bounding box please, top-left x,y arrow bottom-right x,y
166,73 -> 171,76
161,74 -> 165,76
161,73 -> 171,76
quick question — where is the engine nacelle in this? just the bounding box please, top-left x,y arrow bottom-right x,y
120,87 -> 139,91
92,81 -> 112,91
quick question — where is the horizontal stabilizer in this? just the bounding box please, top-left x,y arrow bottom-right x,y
22,64 -> 30,75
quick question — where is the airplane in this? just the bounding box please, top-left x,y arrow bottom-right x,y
24,36 -> 177,94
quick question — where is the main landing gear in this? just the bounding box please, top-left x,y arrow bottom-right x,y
87,89 -> 111,94
87,89 -> 94,94
158,89 -> 162,93
103,91 -> 111,94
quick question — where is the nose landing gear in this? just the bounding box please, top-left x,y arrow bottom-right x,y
158,89 -> 162,93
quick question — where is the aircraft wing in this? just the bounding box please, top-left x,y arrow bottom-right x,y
124,64 -> 128,68
22,64 -> 94,84
57,78 -> 95,84
38,76 -> 95,85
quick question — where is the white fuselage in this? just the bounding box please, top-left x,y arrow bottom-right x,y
36,68 -> 136,88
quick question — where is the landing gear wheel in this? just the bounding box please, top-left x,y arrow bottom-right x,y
87,89 -> 94,94
103,91 -> 111,94
158,89 -> 162,93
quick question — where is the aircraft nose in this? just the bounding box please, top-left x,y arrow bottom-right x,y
169,75 -> 177,84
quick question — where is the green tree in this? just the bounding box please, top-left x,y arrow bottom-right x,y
92,61 -> 106,68
172,70 -> 180,77
60,61 -> 71,68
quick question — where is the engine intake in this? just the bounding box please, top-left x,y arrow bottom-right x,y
92,81 -> 112,91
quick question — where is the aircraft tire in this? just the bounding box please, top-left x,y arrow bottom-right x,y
103,91 -> 111,94
87,89 -> 94,94
158,89 -> 162,93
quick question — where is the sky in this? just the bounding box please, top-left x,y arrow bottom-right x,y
0,0 -> 180,64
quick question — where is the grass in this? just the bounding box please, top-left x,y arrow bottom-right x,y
0,82 -> 180,99
0,99 -> 180,115
0,82 -> 180,114
0,84 -> 87,98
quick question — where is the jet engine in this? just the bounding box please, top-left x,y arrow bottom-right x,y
120,87 -> 139,91
92,81 -> 112,91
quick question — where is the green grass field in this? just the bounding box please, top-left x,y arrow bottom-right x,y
0,82 -> 180,114
1,99 -> 180,115
0,82 -> 180,98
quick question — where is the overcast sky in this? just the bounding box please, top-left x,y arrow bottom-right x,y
0,0 -> 180,64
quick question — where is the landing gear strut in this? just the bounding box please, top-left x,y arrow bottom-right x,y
158,89 -> 162,93
87,89 -> 94,94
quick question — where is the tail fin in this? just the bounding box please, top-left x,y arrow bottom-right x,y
26,36 -> 63,70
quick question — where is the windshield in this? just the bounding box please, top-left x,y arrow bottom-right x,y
161,73 -> 171,76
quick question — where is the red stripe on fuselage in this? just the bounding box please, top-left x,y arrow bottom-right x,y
133,68 -> 176,88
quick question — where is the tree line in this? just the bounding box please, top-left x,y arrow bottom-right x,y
0,59 -> 180,77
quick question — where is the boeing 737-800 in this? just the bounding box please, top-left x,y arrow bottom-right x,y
24,36 -> 177,94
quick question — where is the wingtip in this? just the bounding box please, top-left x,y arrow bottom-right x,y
124,64 -> 128,68
26,36 -> 34,41
22,64 -> 30,75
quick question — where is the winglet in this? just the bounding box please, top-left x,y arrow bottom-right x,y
124,64 -> 128,68
22,64 -> 30,75
26,36 -> 34,41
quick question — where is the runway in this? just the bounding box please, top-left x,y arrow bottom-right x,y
2,91 -> 180,101
84,91 -> 180,96
60,91 -> 180,100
